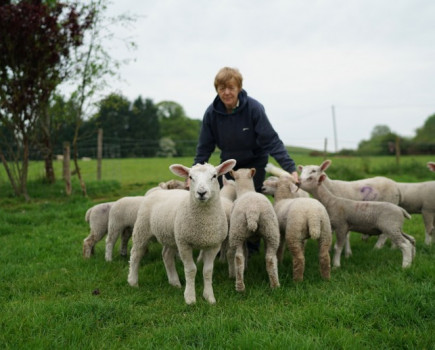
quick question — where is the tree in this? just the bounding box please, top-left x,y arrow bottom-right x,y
357,125 -> 398,155
414,114 -> 435,142
0,0 -> 94,199
412,113 -> 435,154
371,125 -> 391,138
157,101 -> 201,156
128,97 -> 160,156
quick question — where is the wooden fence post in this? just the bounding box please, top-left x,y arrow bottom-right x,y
63,142 -> 71,195
97,128 -> 103,180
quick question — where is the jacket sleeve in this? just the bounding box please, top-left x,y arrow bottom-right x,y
252,103 -> 297,173
193,110 -> 216,165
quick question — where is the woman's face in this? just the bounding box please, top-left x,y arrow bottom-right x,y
217,78 -> 241,112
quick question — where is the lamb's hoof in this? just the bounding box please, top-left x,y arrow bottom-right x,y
184,295 -> 196,305
203,293 -> 216,304
127,277 -> 138,287
235,283 -> 245,293
169,280 -> 182,288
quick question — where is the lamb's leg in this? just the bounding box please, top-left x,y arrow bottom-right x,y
318,237 -> 331,280
422,211 -> 434,245
276,234 -> 286,264
288,237 -> 305,282
178,245 -> 197,305
374,233 -> 388,249
344,232 -> 352,258
235,243 -> 246,292
162,246 -> 181,288
263,239 -> 279,287
201,246 -> 220,304
389,231 -> 414,268
83,231 -> 97,258
227,244 -> 236,278
120,227 -> 132,257
332,229 -> 348,268
105,224 -> 123,262
127,229 -> 151,287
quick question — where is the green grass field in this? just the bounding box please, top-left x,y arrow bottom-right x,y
0,155 -> 434,349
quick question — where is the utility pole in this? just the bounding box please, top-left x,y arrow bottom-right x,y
331,105 -> 338,153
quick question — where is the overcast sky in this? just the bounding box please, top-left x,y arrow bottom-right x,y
102,0 -> 435,151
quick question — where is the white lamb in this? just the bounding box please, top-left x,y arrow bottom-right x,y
128,159 -> 236,305
266,175 -> 332,281
374,178 -> 435,247
298,160 -> 401,257
196,176 -> 237,263
264,164 -> 310,198
298,165 -> 416,268
104,179 -> 188,261
227,168 -> 280,292
83,202 -> 115,258
105,196 -> 146,261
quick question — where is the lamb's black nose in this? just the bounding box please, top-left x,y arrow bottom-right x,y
197,191 -> 207,199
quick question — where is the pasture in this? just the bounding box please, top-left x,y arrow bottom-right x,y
1,155 -> 434,349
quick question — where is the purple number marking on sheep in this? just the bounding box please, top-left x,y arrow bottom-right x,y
360,186 -> 377,201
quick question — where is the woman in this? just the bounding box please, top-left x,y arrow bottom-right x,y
194,66 -> 299,191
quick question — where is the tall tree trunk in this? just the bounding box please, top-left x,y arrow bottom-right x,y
0,148 -> 19,196
21,136 -> 30,201
72,123 -> 87,197
44,155 -> 56,184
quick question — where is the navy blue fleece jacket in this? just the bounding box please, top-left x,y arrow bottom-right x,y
194,89 -> 296,173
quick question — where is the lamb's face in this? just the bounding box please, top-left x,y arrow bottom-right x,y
189,164 -> 219,202
262,176 -> 278,195
298,165 -> 322,191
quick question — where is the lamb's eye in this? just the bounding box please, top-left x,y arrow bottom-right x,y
189,176 -> 193,180
212,175 -> 217,180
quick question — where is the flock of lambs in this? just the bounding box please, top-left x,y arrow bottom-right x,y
83,160 -> 435,305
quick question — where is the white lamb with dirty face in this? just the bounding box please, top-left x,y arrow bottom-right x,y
298,166 -> 416,268
105,180 -> 188,262
127,159 -> 236,305
298,160 -> 401,257
83,202 -> 115,258
227,168 -> 280,292
267,174 -> 332,281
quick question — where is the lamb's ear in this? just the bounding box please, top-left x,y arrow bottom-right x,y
169,164 -> 190,178
318,174 -> 326,185
320,160 -> 331,171
250,168 -> 256,177
217,159 -> 236,176
297,165 -> 303,172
